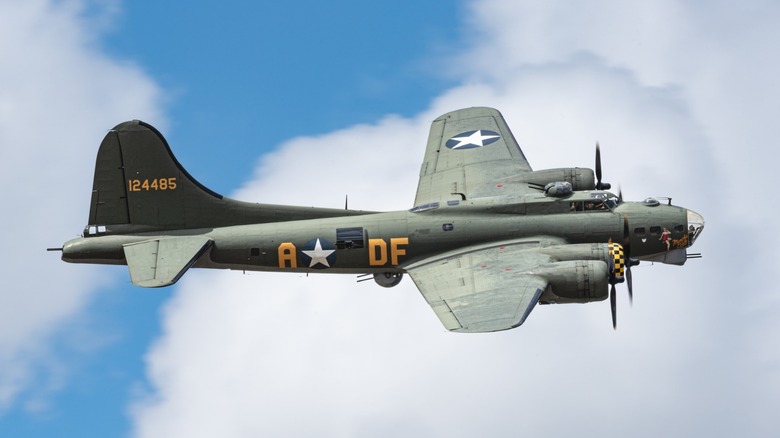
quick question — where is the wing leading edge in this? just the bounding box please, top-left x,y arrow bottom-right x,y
406,239 -> 558,333
414,107 -> 532,206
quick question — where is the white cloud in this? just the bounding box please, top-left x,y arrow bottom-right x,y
0,0 -> 163,411
131,1 -> 778,437
233,114 -> 427,210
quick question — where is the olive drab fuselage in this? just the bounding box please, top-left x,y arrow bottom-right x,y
63,195 -> 692,273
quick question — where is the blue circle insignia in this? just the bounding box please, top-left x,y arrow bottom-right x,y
300,238 -> 337,269
445,130 -> 501,150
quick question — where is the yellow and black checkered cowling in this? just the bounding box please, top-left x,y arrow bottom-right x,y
608,242 -> 626,280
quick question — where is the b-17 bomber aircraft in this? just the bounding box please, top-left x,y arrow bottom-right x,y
55,107 -> 705,332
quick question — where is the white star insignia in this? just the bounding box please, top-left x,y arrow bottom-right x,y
449,130 -> 500,149
302,238 -> 336,268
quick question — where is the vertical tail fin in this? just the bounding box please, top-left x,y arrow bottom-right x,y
86,120 -> 372,235
87,120 -> 224,233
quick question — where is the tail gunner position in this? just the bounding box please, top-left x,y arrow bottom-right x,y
54,107 -> 705,332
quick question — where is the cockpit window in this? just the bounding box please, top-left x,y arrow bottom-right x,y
586,201 -> 609,211
603,196 -> 621,209
573,193 -> 622,211
571,201 -> 610,212
592,192 -> 622,209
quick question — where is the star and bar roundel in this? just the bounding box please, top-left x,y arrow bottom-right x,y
445,130 -> 501,150
300,238 -> 337,269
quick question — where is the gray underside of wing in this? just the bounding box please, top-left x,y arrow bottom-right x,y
406,240 -> 553,333
414,107 -> 533,206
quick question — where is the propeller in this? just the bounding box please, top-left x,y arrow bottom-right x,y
593,149 -> 639,329
626,267 -> 633,304
595,143 -> 611,190
623,215 -> 632,304
610,283 -> 617,329
608,244 -> 624,330
622,214 -> 640,305
609,255 -> 624,330
608,215 -> 641,330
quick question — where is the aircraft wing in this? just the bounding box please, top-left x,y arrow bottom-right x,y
123,236 -> 213,287
406,239 -> 557,333
414,107 -> 533,206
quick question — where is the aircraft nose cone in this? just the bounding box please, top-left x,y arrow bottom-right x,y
686,209 -> 705,247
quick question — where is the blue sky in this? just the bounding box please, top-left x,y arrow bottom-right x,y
102,1 -> 461,194
2,1 -> 779,437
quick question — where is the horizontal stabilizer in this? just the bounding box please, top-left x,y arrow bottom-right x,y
123,236 -> 212,287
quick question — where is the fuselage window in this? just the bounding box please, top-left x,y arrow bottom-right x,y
410,202 -> 440,213
634,227 -> 646,236
85,225 -> 107,236
649,226 -> 662,235
336,227 -> 365,249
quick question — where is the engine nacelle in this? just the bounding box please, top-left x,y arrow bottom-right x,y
534,260 -> 609,304
524,168 -> 596,191
374,272 -> 403,288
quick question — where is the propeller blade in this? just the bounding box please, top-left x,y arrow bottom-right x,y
622,214 -> 635,306
626,258 -> 640,305
595,143 -> 611,190
618,187 -> 623,203
595,143 -> 603,183
610,283 -> 617,330
622,215 -> 631,256
623,214 -> 631,253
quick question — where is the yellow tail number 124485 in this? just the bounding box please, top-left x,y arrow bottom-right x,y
128,177 -> 177,192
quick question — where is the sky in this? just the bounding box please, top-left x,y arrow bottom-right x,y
1,0 -> 778,437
